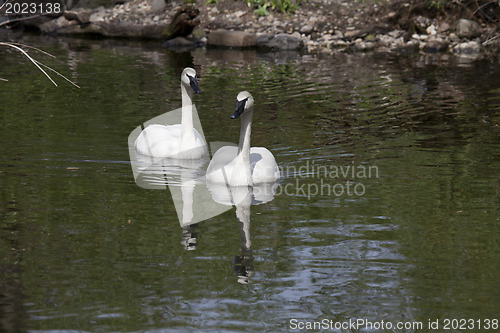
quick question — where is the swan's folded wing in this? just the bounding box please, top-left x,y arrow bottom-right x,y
135,124 -> 182,157
250,147 -> 280,183
206,146 -> 239,183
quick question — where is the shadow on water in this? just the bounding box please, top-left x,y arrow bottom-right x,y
1,34 -> 499,332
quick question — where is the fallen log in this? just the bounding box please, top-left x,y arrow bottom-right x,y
2,1 -> 200,40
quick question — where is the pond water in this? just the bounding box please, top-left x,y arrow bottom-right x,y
1,35 -> 499,332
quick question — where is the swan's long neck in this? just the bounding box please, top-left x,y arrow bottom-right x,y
180,83 -> 195,148
236,106 -> 253,185
238,106 -> 252,154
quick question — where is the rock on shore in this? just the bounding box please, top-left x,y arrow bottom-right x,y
2,0 -> 500,59
198,0 -> 499,59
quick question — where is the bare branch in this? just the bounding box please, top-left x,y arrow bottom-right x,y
0,15 -> 42,28
0,42 -> 80,88
483,34 -> 500,45
34,59 -> 81,88
1,42 -> 80,87
7,42 -> 57,58
0,42 -> 58,86
0,41 -> 80,87
470,0 -> 498,22
0,0 -> 12,12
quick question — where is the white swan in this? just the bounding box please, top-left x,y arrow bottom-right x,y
206,91 -> 280,186
134,67 -> 208,159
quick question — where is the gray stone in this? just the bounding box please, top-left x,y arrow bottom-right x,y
344,29 -> 362,40
151,0 -> 166,11
334,30 -> 344,39
352,41 -> 375,52
89,7 -> 106,23
388,30 -> 400,38
207,30 -> 256,47
454,19 -> 483,39
423,40 -> 449,53
256,33 -> 304,50
234,10 -> 246,18
300,24 -> 313,35
39,16 -> 77,33
64,10 -> 92,24
414,15 -> 431,28
449,32 -> 459,42
453,41 -> 481,54
438,22 -> 450,33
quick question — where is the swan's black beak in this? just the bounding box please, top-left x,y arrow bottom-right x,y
187,74 -> 202,94
231,98 -> 247,119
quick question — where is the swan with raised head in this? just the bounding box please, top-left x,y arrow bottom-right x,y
134,67 -> 208,159
206,91 -> 280,186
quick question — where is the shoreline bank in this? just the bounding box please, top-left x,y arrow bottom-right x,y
2,0 -> 500,61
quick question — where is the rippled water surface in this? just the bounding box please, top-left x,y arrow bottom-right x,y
1,36 -> 499,332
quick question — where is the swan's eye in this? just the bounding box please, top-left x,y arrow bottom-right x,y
186,74 -> 197,81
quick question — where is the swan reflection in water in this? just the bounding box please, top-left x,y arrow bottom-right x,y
207,181 -> 278,284
129,108 -> 232,249
129,151 -> 228,250
130,144 -> 279,283
181,223 -> 199,251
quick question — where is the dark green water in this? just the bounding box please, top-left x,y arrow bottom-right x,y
1,35 -> 499,332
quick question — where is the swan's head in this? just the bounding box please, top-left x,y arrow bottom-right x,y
181,67 -> 202,94
231,91 -> 254,119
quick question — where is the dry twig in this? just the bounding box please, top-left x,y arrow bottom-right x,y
0,42 -> 80,88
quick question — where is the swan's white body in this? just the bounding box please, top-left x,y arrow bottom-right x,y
206,91 -> 280,186
135,122 -> 207,159
135,67 -> 208,159
207,146 -> 279,185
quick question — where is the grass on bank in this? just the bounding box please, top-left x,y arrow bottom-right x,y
204,0 -> 301,15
